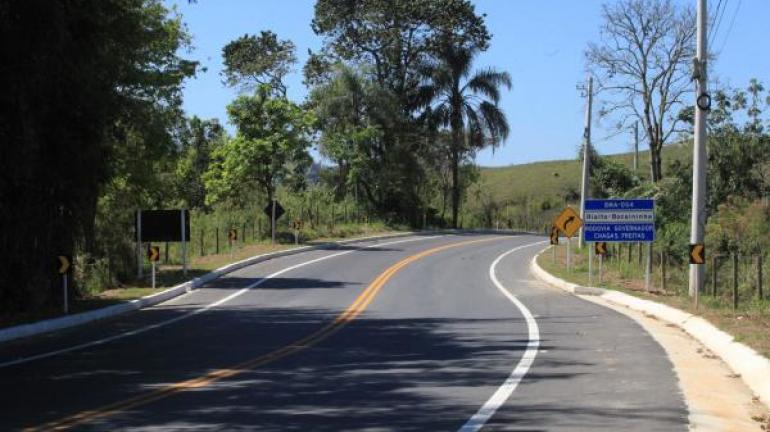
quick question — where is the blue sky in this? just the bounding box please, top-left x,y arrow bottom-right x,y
167,0 -> 768,167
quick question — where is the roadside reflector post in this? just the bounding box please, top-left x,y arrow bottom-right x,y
644,243 -> 652,292
63,273 -> 68,314
593,242 -> 607,284
57,255 -> 72,314
588,242 -> 593,286
147,245 -> 160,289
599,252 -> 604,284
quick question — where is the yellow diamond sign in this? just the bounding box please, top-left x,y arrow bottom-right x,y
553,207 -> 583,239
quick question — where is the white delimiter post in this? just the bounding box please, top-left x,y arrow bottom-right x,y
579,76 -> 593,249
689,0 -> 707,297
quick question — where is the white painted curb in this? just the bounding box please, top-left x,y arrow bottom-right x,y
0,231 -> 419,344
530,246 -> 770,410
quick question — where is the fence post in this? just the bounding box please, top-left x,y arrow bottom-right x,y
712,256 -> 718,296
627,243 -> 632,263
215,227 -> 219,254
757,254 -> 764,300
242,222 -> 246,245
732,253 -> 738,310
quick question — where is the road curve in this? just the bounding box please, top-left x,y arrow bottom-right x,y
0,233 -> 687,431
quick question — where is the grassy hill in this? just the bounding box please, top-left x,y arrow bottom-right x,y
477,142 -> 691,206
458,142 -> 691,229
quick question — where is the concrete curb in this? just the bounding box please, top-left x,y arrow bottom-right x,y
530,246 -> 770,410
0,231 -> 420,344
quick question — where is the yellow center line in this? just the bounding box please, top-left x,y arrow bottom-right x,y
29,236 -> 504,431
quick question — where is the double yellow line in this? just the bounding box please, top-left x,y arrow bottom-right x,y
30,236 -> 501,431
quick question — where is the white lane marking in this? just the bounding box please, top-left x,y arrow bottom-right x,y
459,240 -> 547,432
0,236 -> 436,369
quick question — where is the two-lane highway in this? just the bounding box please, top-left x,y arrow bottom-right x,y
0,234 -> 687,431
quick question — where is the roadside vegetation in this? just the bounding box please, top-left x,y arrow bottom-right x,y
2,0 -> 769,348
0,0 -> 513,322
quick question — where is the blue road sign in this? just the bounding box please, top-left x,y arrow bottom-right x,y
583,199 -> 655,242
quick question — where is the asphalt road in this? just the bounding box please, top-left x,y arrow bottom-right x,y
0,233 -> 688,431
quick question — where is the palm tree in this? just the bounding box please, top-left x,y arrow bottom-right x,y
421,46 -> 511,228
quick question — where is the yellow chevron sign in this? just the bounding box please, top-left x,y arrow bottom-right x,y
147,246 -> 160,262
595,242 -> 607,255
690,243 -> 705,265
57,255 -> 72,274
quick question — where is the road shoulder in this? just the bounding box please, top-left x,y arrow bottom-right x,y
581,294 -> 768,431
531,247 -> 770,431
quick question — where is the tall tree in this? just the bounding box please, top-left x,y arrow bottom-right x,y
421,46 -> 511,228
310,0 -> 490,221
204,86 -> 315,206
586,0 -> 695,182
222,30 -> 296,96
308,65 -> 389,201
175,117 -> 226,210
0,0 -> 196,312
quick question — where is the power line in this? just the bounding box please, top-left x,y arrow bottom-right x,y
715,0 -> 741,56
707,0 -> 728,48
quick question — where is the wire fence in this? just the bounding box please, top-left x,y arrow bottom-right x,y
557,242 -> 767,310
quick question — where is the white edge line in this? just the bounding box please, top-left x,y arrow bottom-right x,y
0,235 -> 436,369
459,240 -> 547,432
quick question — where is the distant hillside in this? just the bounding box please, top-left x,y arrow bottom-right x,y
476,143 -> 690,206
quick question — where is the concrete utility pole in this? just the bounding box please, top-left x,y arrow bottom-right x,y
579,76 -> 593,249
633,121 -> 639,173
689,0 -> 708,297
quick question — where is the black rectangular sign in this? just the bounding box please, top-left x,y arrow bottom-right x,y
136,210 -> 190,242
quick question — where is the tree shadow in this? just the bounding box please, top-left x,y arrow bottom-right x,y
204,276 -> 358,290
0,305 -> 685,431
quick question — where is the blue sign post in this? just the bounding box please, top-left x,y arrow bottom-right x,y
583,199 -> 655,242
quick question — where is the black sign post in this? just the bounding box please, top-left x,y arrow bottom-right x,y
136,210 -> 190,278
263,201 -> 285,245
